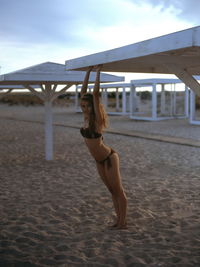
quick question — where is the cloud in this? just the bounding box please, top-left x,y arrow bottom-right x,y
0,0 -> 195,73
0,0 -> 130,45
131,0 -> 200,23
0,0 -> 195,48
74,0 -> 192,50
0,0 -> 75,44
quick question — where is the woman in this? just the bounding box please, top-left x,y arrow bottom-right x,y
80,65 -> 127,229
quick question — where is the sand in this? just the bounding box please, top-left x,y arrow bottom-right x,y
0,104 -> 200,267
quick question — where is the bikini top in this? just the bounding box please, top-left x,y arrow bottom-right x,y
80,127 -> 102,139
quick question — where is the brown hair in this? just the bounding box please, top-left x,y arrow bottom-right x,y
81,93 -> 108,132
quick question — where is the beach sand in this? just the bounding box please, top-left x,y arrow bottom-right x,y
0,104 -> 200,266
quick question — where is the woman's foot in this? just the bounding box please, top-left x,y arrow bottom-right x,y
116,224 -> 128,230
108,222 -> 128,230
107,220 -> 118,229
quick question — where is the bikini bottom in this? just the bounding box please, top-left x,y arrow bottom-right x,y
96,148 -> 116,169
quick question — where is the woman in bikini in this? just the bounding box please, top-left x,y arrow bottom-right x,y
80,65 -> 127,229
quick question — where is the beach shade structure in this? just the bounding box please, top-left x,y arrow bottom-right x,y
130,78 -> 189,121
66,26 -> 200,124
76,79 -> 190,119
0,62 -> 124,160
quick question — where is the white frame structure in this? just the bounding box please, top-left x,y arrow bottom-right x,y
130,79 -> 189,121
76,79 -> 190,121
189,90 -> 200,125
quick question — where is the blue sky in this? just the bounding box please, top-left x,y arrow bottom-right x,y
0,0 -> 199,79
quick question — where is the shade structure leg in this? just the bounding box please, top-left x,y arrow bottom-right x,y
190,90 -> 195,122
184,85 -> 189,117
44,101 -> 53,160
75,85 -> 79,112
152,83 -> 157,120
116,88 -> 119,112
160,84 -> 166,115
122,87 -> 126,115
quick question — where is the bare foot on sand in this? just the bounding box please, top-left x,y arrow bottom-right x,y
108,222 -> 128,230
116,224 -> 128,230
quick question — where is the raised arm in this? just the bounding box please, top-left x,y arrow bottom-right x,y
93,67 -> 101,95
93,65 -> 104,125
81,67 -> 93,97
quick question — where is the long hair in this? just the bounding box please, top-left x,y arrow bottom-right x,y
81,93 -> 108,132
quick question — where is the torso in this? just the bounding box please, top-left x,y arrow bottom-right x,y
83,135 -> 111,161
80,122 -> 111,161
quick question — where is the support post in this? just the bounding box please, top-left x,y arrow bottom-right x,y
184,85 -> 189,117
101,88 -> 104,104
75,85 -> 79,112
190,90 -> 195,122
122,87 -> 126,115
44,100 -> 53,160
102,88 -> 108,109
152,83 -> 157,120
105,88 -> 108,109
170,84 -> 173,116
116,88 -> 119,112
173,84 -> 177,115
160,84 -> 166,115
165,63 -> 200,97
23,83 -> 74,160
130,84 -> 136,115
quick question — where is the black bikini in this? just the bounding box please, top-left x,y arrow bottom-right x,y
97,148 -> 116,168
80,127 -> 116,168
80,127 -> 102,139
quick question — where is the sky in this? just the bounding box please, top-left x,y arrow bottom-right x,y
0,0 -> 200,80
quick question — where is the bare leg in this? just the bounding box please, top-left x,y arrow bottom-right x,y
96,162 -> 120,226
104,153 -> 128,229
111,195 -> 120,227
115,189 -> 127,229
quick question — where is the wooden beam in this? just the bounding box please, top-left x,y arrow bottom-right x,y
40,84 -> 45,93
51,83 -> 73,101
52,83 -> 58,93
23,84 -> 45,101
0,88 -> 13,98
165,64 -> 200,97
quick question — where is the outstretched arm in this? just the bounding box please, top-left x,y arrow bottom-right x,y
93,65 -> 104,125
81,67 -> 93,97
93,65 -> 103,95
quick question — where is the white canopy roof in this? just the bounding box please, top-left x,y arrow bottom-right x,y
65,26 -> 200,97
65,26 -> 200,74
0,62 -> 124,85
